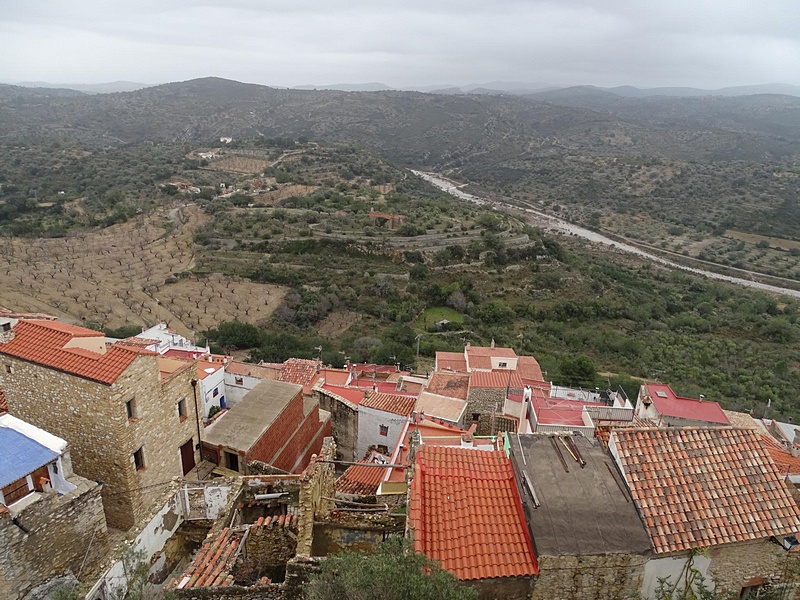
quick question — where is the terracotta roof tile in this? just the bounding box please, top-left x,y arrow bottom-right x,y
336,462 -> 386,496
516,355 -> 544,381
425,372 -> 470,400
723,410 -> 762,430
360,391 -> 417,416
409,446 -> 538,580
761,433 -> 800,477
175,527 -> 243,588
436,351 -> 467,373
279,358 -> 322,394
0,320 -> 152,385
0,388 -> 7,415
225,360 -> 279,379
612,427 -> 800,554
469,370 -> 523,390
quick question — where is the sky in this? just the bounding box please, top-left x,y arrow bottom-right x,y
2,0 -> 799,90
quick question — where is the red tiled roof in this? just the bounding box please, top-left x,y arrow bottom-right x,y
336,462 -> 386,496
175,516 -> 298,589
466,345 -> 517,357
469,370 -> 523,390
360,391 -> 417,416
0,388 -> 7,415
225,360 -> 279,379
531,395 -> 589,426
643,383 -> 730,425
436,351 -> 467,373
318,368 -> 350,386
117,337 -> 160,349
175,527 -> 243,588
612,427 -> 800,554
0,307 -> 57,320
516,355 -> 544,382
319,384 -> 367,407
409,445 -> 538,580
279,358 -> 322,392
761,433 -> 800,477
594,417 -> 656,448
0,320 -> 153,385
426,372 -> 469,400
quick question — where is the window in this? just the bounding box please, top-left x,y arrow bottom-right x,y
379,425 -> 389,436
125,398 -> 136,420
177,398 -> 187,421
235,376 -> 244,385
133,447 -> 145,470
226,451 -> 239,472
2,476 -> 32,505
213,387 -> 219,398
1,322 -> 10,332
498,362 -> 508,368
472,412 -> 481,422
5,364 -> 12,374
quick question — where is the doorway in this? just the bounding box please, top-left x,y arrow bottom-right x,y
180,439 -> 196,476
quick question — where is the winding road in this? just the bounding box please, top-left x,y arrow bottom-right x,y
413,170 -> 800,299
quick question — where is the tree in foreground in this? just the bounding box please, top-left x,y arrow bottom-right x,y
306,537 -> 477,600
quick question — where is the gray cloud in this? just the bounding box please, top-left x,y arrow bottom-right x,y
1,0 -> 798,88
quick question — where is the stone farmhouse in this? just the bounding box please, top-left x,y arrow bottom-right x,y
0,319 -> 202,530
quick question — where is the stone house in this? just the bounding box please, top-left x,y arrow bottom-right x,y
408,445 -> 539,600
201,379 -> 330,474
0,414 -> 107,600
0,319 -> 202,530
314,383 -> 363,462
610,427 -> 800,598
635,383 -> 731,427
509,433 -> 653,600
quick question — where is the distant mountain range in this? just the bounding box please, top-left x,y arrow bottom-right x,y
291,81 -> 800,98
10,79 -> 799,98
14,81 -> 152,94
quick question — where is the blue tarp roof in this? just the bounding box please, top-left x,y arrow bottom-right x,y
0,427 -> 58,489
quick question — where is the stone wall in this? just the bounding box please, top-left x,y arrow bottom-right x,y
310,516 -> 405,557
532,553 -> 648,600
2,353 -> 200,529
236,521 -> 298,583
174,583 -> 285,600
296,438 -> 336,556
314,387 -> 357,462
471,576 -> 535,600
0,475 -> 107,600
466,387 -> 506,417
476,413 -> 517,436
708,540 -> 800,598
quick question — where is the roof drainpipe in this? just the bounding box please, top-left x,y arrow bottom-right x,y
191,379 -> 203,479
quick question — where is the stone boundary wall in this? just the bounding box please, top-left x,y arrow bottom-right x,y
0,476 -> 107,600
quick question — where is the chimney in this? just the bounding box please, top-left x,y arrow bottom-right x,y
699,394 -> 705,403
0,320 -> 15,345
491,338 -> 495,348
792,430 -> 800,458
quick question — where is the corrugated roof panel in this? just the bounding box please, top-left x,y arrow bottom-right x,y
0,427 -> 58,488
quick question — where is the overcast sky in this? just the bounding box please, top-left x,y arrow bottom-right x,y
2,0 -> 799,89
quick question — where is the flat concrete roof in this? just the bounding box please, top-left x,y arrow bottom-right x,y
203,379 -> 302,452
509,434 -> 652,557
